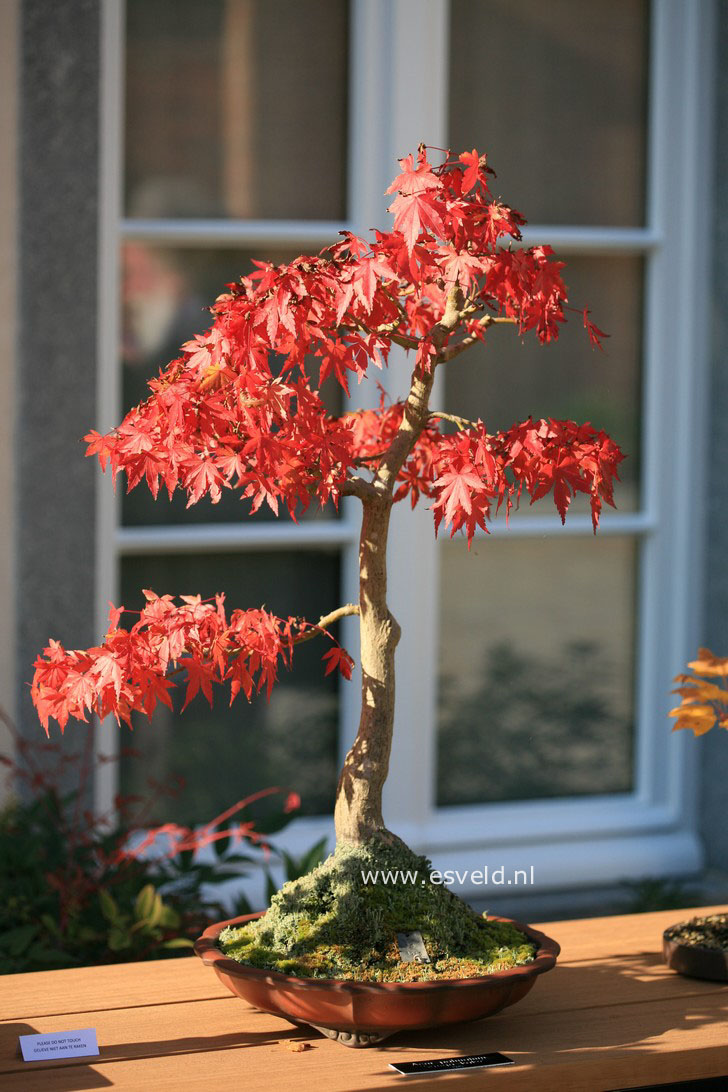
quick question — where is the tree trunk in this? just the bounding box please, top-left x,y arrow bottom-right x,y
333,287 -> 462,846
333,492 -> 400,844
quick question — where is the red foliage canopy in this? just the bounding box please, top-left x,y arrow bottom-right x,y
32,591 -> 353,735
33,146 -> 623,735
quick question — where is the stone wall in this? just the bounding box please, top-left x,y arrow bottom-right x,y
16,0 -> 100,791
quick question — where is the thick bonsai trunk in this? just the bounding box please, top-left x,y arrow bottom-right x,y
334,493 -> 400,844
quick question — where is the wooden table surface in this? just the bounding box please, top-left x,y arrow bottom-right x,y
1,905 -> 726,1091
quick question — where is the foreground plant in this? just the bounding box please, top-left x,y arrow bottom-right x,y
0,707 -> 305,972
32,146 -> 623,977
664,656 -> 728,980
670,648 -> 728,736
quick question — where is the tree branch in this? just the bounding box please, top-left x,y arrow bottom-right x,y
340,474 -> 380,501
352,452 -> 386,466
340,320 -> 419,352
438,314 -> 517,363
338,288 -> 422,352
429,410 -> 478,431
388,330 -> 422,351
376,284 -> 465,493
293,603 -> 360,645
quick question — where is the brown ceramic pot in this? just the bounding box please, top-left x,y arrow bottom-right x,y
663,930 -> 728,982
194,911 -> 560,1047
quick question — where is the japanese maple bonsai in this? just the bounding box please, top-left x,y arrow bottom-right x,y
663,649 -> 728,982
32,146 -> 622,1035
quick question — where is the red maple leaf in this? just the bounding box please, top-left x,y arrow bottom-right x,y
582,307 -> 609,350
458,148 -> 482,193
388,191 -> 445,254
322,646 -> 355,680
384,152 -> 439,196
432,465 -> 491,544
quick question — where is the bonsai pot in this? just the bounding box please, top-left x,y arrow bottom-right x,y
195,911 -> 560,1047
663,914 -> 728,982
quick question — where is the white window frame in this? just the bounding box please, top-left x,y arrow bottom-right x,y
95,0 -> 715,898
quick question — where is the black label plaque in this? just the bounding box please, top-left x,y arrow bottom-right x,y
396,930 -> 431,963
388,1052 -> 514,1076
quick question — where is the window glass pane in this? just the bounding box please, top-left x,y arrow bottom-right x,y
121,242 -> 343,525
448,0 -> 649,226
443,256 -> 643,515
436,536 -> 636,806
119,550 -> 341,824
125,0 -> 349,220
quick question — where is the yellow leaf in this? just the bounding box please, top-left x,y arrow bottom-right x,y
671,683 -> 728,706
694,680 -> 728,704
199,362 -> 224,392
686,648 -> 728,677
670,706 -> 717,736
669,702 -> 712,717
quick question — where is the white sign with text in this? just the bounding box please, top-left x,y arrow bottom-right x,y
19,1029 -> 99,1062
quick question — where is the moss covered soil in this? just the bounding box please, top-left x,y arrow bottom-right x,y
664,913 -> 728,952
218,838 -> 537,983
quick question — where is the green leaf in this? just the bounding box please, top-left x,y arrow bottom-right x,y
252,810 -> 294,836
219,853 -> 255,866
230,892 -> 254,917
29,947 -> 75,966
300,837 -> 329,875
160,937 -> 194,949
40,914 -> 59,937
147,892 -> 164,928
98,888 -> 120,924
0,924 -> 38,956
158,904 -> 181,929
134,884 -> 157,922
107,927 -> 132,951
279,849 -> 297,876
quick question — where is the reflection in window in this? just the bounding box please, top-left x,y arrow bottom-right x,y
120,243 -> 343,526
437,537 -> 636,806
125,0 -> 349,220
449,0 -> 649,226
119,550 -> 342,824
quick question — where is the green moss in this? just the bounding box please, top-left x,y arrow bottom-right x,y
218,836 -> 536,982
664,913 -> 728,952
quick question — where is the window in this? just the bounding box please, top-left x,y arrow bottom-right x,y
96,0 -> 358,826
438,2 -> 648,806
96,1 -> 713,889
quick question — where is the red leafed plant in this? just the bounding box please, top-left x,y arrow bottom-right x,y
32,145 -> 623,849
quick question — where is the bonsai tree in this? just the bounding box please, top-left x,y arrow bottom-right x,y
664,650 -> 728,979
31,146 -> 623,979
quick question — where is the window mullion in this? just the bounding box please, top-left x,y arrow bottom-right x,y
120,218 -> 349,249
116,520 -> 360,556
519,225 -> 661,254
381,0 -> 450,833
632,0 -> 715,820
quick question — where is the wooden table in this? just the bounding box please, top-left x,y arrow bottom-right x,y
1,905 -> 726,1091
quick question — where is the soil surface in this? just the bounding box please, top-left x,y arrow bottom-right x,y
218,838 -> 536,982
664,913 -> 728,951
